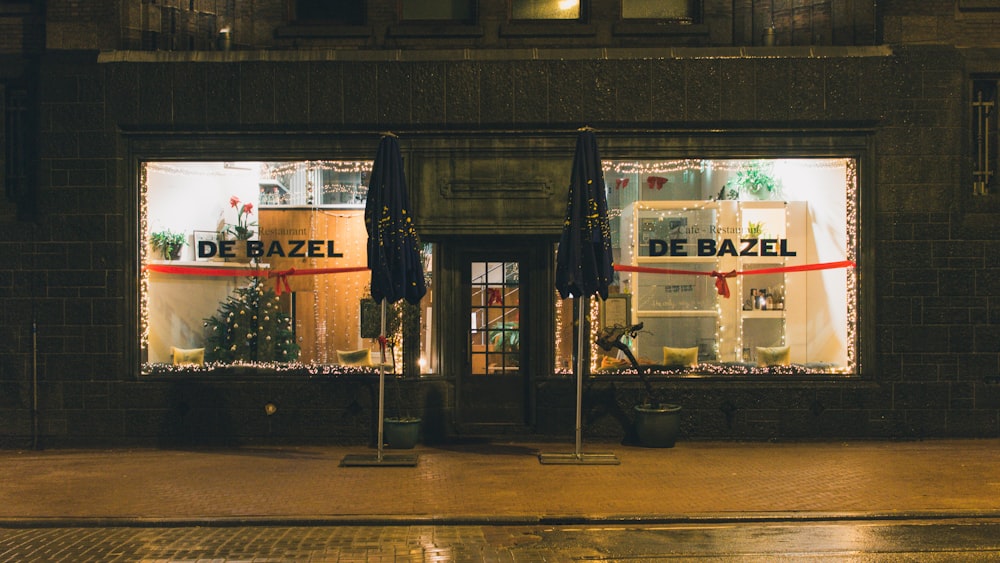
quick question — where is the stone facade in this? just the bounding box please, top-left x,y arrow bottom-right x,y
0,1 -> 998,447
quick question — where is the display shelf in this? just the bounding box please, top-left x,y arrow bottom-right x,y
148,259 -> 270,269
741,310 -> 785,319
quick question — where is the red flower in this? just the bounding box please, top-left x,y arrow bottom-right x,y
226,195 -> 257,240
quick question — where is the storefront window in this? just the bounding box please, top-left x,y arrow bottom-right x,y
140,161 -> 434,376
586,158 -> 856,376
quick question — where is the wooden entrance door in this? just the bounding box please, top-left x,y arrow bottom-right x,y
457,253 -> 529,427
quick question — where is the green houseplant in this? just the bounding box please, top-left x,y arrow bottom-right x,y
488,321 -> 520,367
150,229 -> 187,260
596,322 -> 682,448
732,161 -> 781,200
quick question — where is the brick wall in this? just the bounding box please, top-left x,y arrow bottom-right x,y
2,43 -> 992,447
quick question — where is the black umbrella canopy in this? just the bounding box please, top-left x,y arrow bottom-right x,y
365,135 -> 427,305
555,129 -> 614,300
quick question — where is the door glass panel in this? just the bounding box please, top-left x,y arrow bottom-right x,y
470,261 -> 520,375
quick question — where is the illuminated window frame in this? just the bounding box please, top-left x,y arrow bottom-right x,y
139,160 -> 435,377
576,157 -> 858,377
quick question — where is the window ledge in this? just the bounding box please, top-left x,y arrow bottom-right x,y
387,24 -> 485,38
500,22 -> 597,38
613,21 -> 709,37
275,24 -> 374,39
959,0 -> 1000,11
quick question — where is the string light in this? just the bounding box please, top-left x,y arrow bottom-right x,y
263,161 -> 372,176
140,164 -> 150,348
845,159 -> 858,372
589,296 -> 600,371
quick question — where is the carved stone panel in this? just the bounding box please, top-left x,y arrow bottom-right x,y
409,136 -> 570,236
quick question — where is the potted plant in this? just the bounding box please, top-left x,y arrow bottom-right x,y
488,321 -> 519,367
224,195 -> 257,262
596,322 -> 682,448
225,196 -> 257,241
150,229 -> 186,260
731,160 -> 781,200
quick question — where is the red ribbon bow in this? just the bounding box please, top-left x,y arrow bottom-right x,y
270,268 -> 294,296
710,270 -> 737,298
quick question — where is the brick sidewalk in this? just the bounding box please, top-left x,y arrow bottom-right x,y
1,439 -> 998,525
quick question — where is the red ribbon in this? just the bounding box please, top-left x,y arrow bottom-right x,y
268,266 -> 369,295
145,263 -> 268,277
614,260 -> 856,298
144,263 -> 370,295
711,270 -> 737,298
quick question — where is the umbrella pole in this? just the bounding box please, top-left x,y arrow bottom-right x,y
538,294 -> 618,465
574,295 -> 585,459
339,296 -> 416,467
377,299 -> 386,462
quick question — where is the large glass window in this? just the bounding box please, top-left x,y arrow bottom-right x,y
140,161 -> 434,376
586,157 -> 856,376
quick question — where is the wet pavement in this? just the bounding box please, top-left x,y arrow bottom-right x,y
1,439 -> 998,561
3,520 -> 1000,561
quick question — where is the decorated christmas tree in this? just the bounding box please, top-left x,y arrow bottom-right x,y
204,277 -> 300,363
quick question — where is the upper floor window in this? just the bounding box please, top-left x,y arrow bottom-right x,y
622,0 -> 697,22
973,77 -> 998,196
403,0 -> 476,22
511,0 -> 582,20
290,0 -> 365,25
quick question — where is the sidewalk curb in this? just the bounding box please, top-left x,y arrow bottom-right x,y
3,510 -> 1000,529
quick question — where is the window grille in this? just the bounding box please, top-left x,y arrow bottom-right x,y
973,79 -> 997,196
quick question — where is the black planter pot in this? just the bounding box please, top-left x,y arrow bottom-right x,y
383,417 -> 421,449
633,404 -> 682,448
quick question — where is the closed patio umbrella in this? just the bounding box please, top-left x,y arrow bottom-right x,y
540,128 -> 619,465
342,133 -> 426,467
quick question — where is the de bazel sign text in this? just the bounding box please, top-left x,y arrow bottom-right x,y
198,239 -> 345,259
648,238 -> 797,257
648,224 -> 795,257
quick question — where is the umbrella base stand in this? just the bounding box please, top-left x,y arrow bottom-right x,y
340,453 -> 418,467
538,451 -> 620,465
